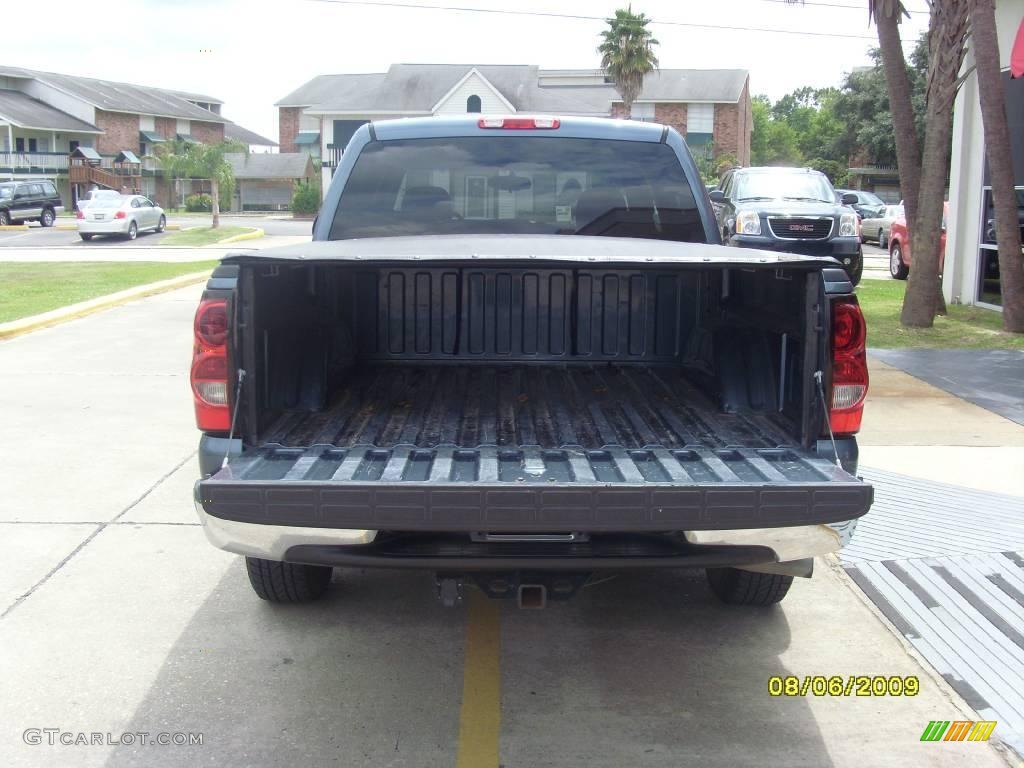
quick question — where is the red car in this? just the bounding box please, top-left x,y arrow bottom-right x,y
888,202 -> 948,279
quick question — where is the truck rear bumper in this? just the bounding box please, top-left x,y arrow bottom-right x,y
194,489 -> 861,569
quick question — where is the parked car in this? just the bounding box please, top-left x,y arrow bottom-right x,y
76,188 -> 122,211
76,195 -> 166,241
710,166 -> 865,285
0,179 -> 64,227
191,116 -> 872,609
888,202 -> 948,280
861,204 -> 903,248
835,189 -> 887,220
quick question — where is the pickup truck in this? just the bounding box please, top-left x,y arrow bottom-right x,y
191,115 -> 872,610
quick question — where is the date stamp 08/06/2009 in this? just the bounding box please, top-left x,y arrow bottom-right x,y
768,675 -> 920,697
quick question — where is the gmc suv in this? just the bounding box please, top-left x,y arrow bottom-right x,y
0,179 -> 64,227
711,167 -> 864,285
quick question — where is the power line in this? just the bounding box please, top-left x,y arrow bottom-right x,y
756,0 -> 930,15
303,0 -> 894,40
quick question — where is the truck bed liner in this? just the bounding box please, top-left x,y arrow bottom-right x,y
260,364 -> 790,451
197,363 -> 872,533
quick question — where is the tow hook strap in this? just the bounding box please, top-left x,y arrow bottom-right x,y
814,370 -> 842,468
222,368 -> 246,469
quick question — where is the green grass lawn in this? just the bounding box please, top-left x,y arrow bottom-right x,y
159,225 -> 255,247
857,279 -> 1023,349
0,261 -> 217,323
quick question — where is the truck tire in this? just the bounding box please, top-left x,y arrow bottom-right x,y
245,557 -> 332,603
847,252 -> 863,287
706,567 -> 793,606
40,207 -> 55,227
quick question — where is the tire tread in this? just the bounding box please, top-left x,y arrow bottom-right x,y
245,557 -> 332,603
706,567 -> 793,606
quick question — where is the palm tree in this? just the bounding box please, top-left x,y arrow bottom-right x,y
899,0 -> 968,327
969,0 -> 1024,332
598,6 -> 659,119
787,0 -> 957,325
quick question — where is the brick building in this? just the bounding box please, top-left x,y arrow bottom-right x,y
0,65 -> 273,207
276,65 -> 751,194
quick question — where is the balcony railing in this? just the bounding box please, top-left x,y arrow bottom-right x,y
324,144 -> 343,169
0,152 -> 70,172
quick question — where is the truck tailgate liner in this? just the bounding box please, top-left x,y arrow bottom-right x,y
199,365 -> 872,532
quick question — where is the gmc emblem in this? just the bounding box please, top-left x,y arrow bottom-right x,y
789,224 -> 815,232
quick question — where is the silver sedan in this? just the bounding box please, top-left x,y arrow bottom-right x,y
860,204 -> 903,249
77,195 -> 166,241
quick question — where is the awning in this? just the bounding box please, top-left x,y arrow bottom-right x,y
139,131 -> 165,143
116,150 -> 141,164
177,134 -> 201,144
69,146 -> 101,160
294,131 -> 320,146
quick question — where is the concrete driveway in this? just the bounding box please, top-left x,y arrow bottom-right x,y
0,286 -> 1012,768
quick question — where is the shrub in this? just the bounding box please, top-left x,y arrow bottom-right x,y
291,179 -> 321,215
185,193 -> 213,212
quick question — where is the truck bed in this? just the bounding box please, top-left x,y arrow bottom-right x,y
260,363 -> 791,452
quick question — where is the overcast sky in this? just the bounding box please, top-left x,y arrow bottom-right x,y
5,0 -> 931,144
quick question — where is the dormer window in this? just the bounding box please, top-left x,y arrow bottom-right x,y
467,95 -> 482,113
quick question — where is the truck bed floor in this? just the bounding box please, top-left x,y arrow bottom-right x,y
260,364 -> 795,451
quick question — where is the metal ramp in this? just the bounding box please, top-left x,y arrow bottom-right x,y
843,468 -> 1024,757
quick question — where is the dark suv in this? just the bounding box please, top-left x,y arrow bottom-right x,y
0,179 -> 65,227
711,167 -> 863,285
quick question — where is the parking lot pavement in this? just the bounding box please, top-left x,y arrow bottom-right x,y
862,243 -> 890,279
0,287 -> 1013,768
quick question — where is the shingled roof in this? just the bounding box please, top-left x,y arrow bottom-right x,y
276,64 -> 749,114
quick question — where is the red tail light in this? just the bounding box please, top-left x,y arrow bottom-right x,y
478,117 -> 560,129
75,209 -> 84,219
830,299 -> 868,435
114,210 -> 126,219
191,299 -> 231,431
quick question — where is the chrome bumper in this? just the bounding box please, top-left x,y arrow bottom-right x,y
194,499 -> 377,560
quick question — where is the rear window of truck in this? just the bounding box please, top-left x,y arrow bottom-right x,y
328,136 -> 704,242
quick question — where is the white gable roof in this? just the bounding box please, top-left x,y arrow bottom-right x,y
431,68 -> 516,115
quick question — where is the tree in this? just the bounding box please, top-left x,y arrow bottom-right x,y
598,5 -> 659,118
899,1 -> 968,326
155,139 -> 190,209
969,0 -> 1024,332
750,96 -> 803,165
184,141 -> 247,228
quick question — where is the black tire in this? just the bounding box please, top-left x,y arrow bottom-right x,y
245,557 -> 333,603
889,242 -> 909,280
40,207 -> 55,227
706,567 -> 793,606
126,221 -> 138,241
0,210 -> 9,226
156,215 -> 166,233
879,231 -> 888,250
79,233 -> 94,241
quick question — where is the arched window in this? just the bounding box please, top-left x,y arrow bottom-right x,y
467,95 -> 482,113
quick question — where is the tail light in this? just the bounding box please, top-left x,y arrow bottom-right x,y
114,210 -> 126,219
478,117 -> 560,129
191,299 -> 231,431
75,209 -> 84,219
830,299 -> 868,434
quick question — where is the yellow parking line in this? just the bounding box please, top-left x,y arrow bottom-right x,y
456,590 -> 501,768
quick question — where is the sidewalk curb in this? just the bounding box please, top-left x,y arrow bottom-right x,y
0,270 -> 211,340
0,224 -> 29,231
215,227 -> 264,245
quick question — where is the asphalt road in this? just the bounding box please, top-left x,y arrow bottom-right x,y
0,215 -> 312,249
0,285 -> 1009,768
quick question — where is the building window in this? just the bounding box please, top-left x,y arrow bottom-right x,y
687,103 -> 715,134
15,137 -> 24,153
467,95 -> 482,113
69,140 -> 80,154
28,138 -> 37,153
631,103 -> 655,122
